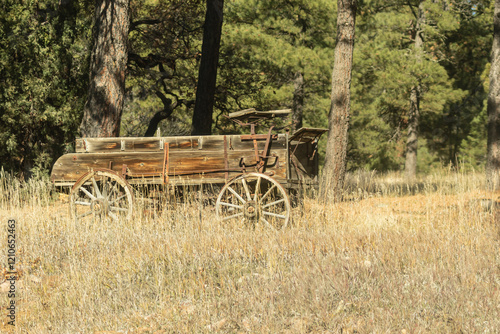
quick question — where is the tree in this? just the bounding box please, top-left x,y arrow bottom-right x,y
348,0 -> 468,174
121,0 -> 206,137
191,0 -> 225,135
0,0 -> 91,177
404,1 -> 424,179
292,71 -> 305,131
322,0 -> 357,200
487,0 -> 500,190
79,0 -> 130,137
217,0 -> 335,134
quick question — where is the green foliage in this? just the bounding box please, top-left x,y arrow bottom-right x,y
0,0 -> 493,176
349,0 -> 488,172
123,0 -> 205,137
216,0 -> 335,132
0,0 -> 92,177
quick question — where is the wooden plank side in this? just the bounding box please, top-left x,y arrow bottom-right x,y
288,142 -> 318,183
75,134 -> 288,153
76,137 -> 200,153
51,149 -> 287,184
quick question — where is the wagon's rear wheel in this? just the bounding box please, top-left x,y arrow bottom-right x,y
216,172 -> 291,230
70,169 -> 134,222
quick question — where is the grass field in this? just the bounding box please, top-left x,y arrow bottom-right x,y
0,170 -> 498,333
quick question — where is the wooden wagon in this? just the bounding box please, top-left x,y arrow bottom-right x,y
50,109 -> 327,229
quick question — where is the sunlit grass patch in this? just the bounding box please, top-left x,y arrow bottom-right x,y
0,170 -> 498,333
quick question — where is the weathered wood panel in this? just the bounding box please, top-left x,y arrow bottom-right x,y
75,134 -> 287,153
288,141 -> 318,183
51,149 -> 287,185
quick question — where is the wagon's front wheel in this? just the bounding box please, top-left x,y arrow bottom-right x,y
70,169 -> 134,222
216,173 -> 291,230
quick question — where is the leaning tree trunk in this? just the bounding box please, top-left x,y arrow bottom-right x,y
79,0 -> 130,137
191,0 -> 224,135
322,0 -> 357,201
487,0 -> 500,190
404,2 -> 424,180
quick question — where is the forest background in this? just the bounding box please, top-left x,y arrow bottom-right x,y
0,0 -> 492,178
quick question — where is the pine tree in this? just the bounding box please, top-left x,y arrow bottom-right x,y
0,0 -> 91,177
323,0 -> 357,199
79,0 -> 130,137
487,0 -> 500,189
218,0 -> 336,133
191,0 -> 225,135
349,0 -> 467,174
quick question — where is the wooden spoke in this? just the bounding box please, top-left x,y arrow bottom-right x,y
109,194 -> 127,205
253,176 -> 262,202
218,202 -> 243,209
106,181 -> 120,200
75,201 -> 92,206
261,184 -> 277,202
222,212 -> 244,221
260,217 -> 274,230
241,177 -> 252,201
262,211 -> 287,219
110,206 -> 128,212
91,176 -> 102,198
70,169 -> 134,223
262,198 -> 286,209
227,185 -> 246,204
79,186 -> 96,201
216,172 -> 290,229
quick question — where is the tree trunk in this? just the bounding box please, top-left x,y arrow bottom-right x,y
292,71 -> 304,132
191,0 -> 224,135
144,92 -> 176,137
322,0 -> 357,201
404,2 -> 424,180
79,0 -> 130,138
405,85 -> 420,179
487,0 -> 500,190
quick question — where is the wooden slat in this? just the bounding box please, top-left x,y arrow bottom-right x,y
75,134 -> 287,153
289,127 -> 328,143
51,149 -> 287,185
288,141 -> 318,182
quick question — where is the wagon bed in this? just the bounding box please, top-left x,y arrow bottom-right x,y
50,109 -> 327,229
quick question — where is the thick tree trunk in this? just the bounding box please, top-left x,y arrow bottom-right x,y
292,71 -> 304,132
79,0 -> 130,138
487,0 -> 500,190
404,2 -> 424,180
191,0 -> 224,135
322,0 -> 357,201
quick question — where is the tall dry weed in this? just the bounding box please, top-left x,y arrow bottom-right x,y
0,170 -> 498,333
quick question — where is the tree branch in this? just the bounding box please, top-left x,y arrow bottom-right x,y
130,18 -> 161,31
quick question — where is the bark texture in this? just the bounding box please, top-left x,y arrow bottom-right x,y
322,0 -> 357,200
487,0 -> 500,190
292,71 -> 304,132
404,2 -> 424,180
191,0 -> 224,135
80,0 -> 130,137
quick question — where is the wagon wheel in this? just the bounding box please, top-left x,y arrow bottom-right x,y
216,172 -> 291,230
70,169 -> 134,222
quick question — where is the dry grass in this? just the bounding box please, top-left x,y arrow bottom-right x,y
0,170 -> 499,333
